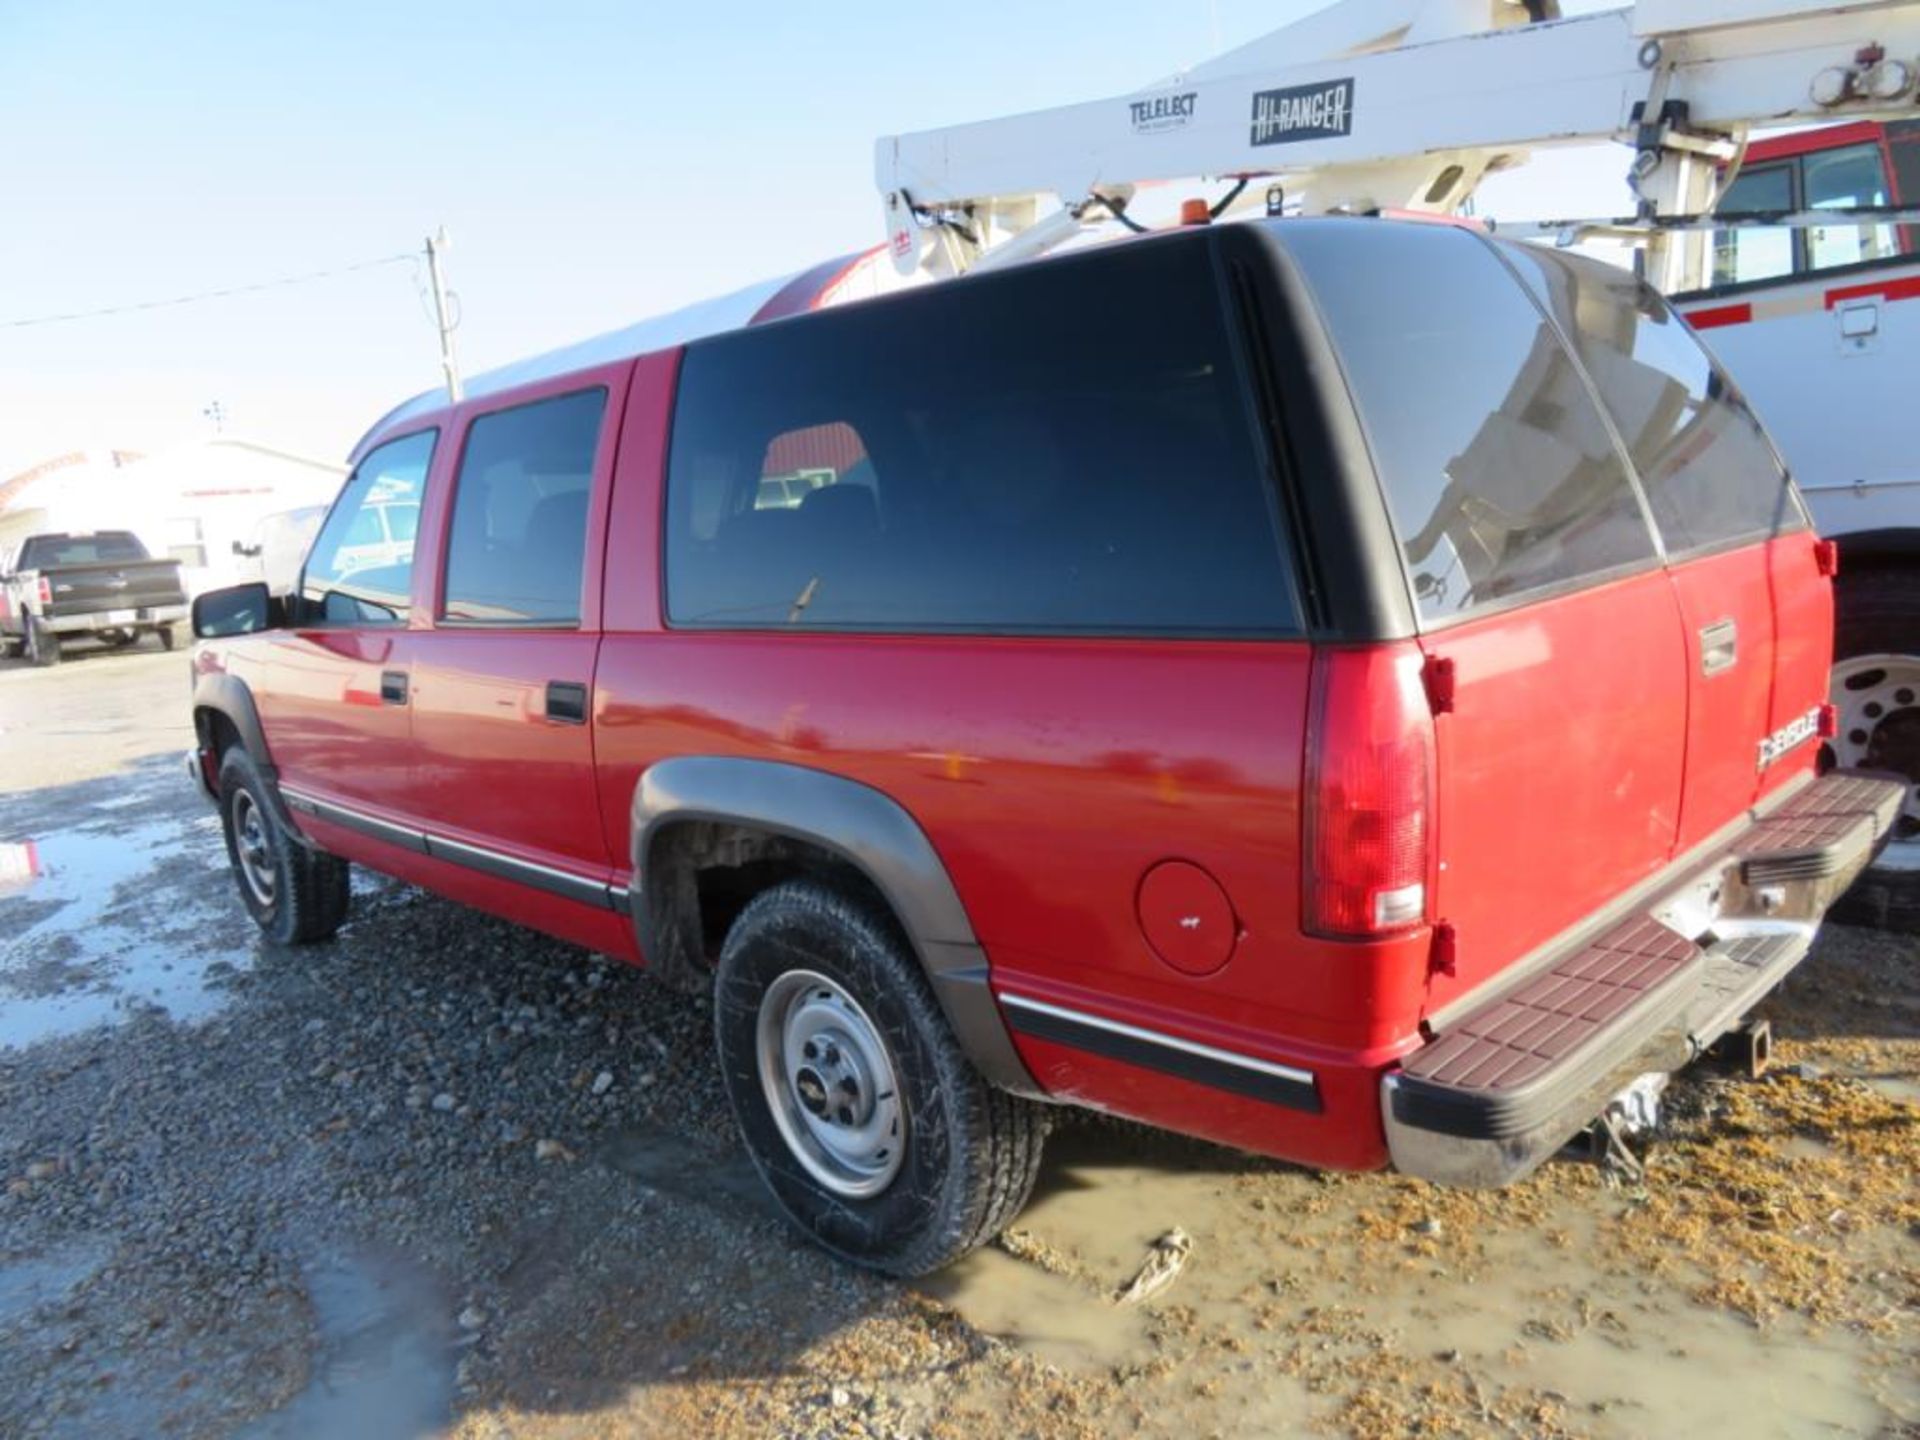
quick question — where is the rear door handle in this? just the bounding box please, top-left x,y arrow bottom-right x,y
1700,620 -> 1737,676
379,670 -> 409,705
545,680 -> 588,725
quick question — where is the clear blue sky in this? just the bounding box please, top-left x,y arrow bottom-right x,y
0,1 -> 1629,474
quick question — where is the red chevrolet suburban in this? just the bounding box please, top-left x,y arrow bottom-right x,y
187,219 -> 1904,1275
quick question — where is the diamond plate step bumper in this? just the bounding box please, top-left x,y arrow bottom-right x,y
1383,769 -> 1905,1188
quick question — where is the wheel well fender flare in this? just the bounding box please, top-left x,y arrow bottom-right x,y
192,672 -> 307,844
631,756 -> 1040,1097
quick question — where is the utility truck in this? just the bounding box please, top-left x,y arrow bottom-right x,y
870,0 -> 1920,928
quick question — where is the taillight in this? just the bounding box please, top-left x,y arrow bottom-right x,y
1303,644 -> 1435,938
35,576 -> 52,606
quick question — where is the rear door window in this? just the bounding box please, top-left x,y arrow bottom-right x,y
664,237 -> 1298,636
443,389 -> 605,625
301,430 -> 436,624
1282,222 -> 1658,624
1499,243 -> 1803,555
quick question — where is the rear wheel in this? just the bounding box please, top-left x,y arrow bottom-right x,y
1828,567 -> 1920,932
1,631 -> 21,660
24,617 -> 61,668
714,880 -> 1047,1275
156,622 -> 183,652
217,747 -> 350,944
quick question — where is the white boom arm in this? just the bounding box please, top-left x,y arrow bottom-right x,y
875,0 -> 1920,291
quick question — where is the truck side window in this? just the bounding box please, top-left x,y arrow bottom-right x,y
1710,164 -> 1795,287
300,430 -> 436,625
442,389 -> 606,626
1504,246 -> 1802,555
664,239 -> 1298,636
1804,143 -> 1900,272
1283,222 -> 1657,624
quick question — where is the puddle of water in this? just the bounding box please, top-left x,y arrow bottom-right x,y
0,1240 -> 106,1328
0,778 -> 251,1049
241,1248 -> 454,1440
1453,1222 -> 1897,1439
921,1127 -> 1249,1369
927,1125 -> 1904,1437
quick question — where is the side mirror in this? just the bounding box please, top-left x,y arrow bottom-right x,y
192,581 -> 275,639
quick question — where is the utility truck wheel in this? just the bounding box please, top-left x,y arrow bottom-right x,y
1828,568 -> 1920,932
217,747 -> 350,945
25,617 -> 61,668
714,880 -> 1047,1275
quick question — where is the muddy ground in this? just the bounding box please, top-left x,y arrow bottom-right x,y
0,644 -> 1915,1440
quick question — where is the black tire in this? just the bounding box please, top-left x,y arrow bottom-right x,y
1,632 -> 21,660
715,880 -> 1047,1276
1829,566 -> 1920,932
156,622 -> 183,652
25,616 -> 61,668
216,747 -> 350,945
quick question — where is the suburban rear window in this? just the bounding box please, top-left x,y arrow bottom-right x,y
1282,222 -> 1658,624
663,237 -> 1299,636
1498,244 -> 1805,556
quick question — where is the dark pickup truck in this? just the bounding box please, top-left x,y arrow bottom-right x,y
0,531 -> 189,666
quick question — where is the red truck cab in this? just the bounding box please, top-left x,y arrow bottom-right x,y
188,218 -> 1903,1273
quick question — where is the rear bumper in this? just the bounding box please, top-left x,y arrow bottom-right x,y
46,604 -> 187,635
1382,769 -> 1906,1188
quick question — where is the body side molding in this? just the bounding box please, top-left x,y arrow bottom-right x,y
632,756 -> 1042,1098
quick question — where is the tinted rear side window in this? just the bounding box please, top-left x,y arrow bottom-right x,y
1499,244 -> 1803,555
1283,222 -> 1657,624
664,237 -> 1297,635
444,388 -> 605,624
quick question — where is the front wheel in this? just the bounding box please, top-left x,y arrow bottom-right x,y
714,881 -> 1047,1275
217,747 -> 351,945
1828,567 -> 1920,932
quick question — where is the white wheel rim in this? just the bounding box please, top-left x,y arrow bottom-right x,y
755,970 -> 906,1199
1830,652 -> 1920,872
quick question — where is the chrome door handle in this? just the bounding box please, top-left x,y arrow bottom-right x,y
1700,620 -> 1737,676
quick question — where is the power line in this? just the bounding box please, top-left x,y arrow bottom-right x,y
0,252 -> 418,329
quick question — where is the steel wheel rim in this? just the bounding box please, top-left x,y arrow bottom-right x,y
231,791 -> 278,905
755,969 -> 905,1199
1830,652 -> 1920,871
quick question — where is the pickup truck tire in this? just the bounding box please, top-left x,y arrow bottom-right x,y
1829,567 -> 1920,933
24,617 -> 61,668
714,880 -> 1047,1276
157,622 -> 183,652
216,747 -> 350,945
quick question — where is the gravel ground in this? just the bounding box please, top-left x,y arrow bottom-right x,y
0,647 -> 1915,1439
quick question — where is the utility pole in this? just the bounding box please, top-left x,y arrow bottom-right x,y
424,227 -> 463,403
